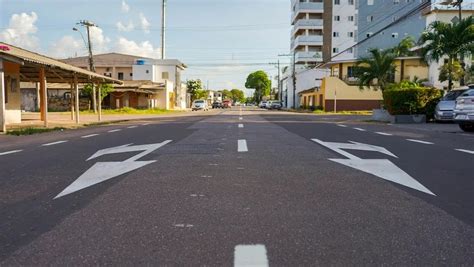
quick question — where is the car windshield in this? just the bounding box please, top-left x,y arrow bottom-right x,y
194,100 -> 204,104
443,90 -> 466,100
461,89 -> 474,97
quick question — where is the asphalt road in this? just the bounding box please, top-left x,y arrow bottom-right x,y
0,107 -> 473,265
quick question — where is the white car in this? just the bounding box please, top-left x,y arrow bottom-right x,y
192,100 -> 209,111
453,89 -> 474,132
258,101 -> 267,108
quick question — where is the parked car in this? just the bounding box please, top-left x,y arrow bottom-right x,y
223,100 -> 232,108
270,101 -> 282,110
212,101 -> 223,109
258,101 -> 267,108
264,101 -> 273,109
453,89 -> 474,132
435,88 -> 469,121
192,99 -> 209,111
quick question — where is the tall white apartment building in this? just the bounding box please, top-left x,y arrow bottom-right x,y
331,0 -> 358,61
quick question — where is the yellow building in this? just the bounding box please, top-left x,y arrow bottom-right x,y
299,56 -> 429,111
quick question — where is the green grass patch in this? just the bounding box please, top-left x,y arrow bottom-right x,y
80,107 -> 179,115
7,127 -> 66,136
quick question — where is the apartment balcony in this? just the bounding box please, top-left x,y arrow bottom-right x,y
291,35 -> 323,49
295,51 -> 323,63
292,19 -> 323,37
291,2 -> 324,24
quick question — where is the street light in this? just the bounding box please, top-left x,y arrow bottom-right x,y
72,27 -> 88,49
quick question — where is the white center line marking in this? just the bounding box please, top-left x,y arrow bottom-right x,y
42,140 -> 68,146
81,134 -> 99,139
406,139 -> 434,145
354,128 -> 366,132
238,139 -> 248,152
0,150 -> 23,156
456,149 -> 474,155
108,129 -> 122,133
234,245 -> 268,267
337,124 -> 348,128
127,126 -> 138,129
375,132 -> 393,136
238,124 -> 244,128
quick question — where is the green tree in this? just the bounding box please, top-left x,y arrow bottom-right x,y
439,60 -> 465,83
83,83 -> 113,102
353,48 -> 396,93
221,89 -> 232,100
195,89 -> 209,100
186,79 -> 203,102
245,70 -> 271,102
391,36 -> 416,57
419,16 -> 474,90
230,89 -> 245,103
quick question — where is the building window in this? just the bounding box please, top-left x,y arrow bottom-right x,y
118,72 -> 124,80
348,16 -> 354,21
394,0 -> 400,3
162,72 -> 169,79
335,0 -> 340,4
366,32 -> 373,38
333,32 -> 339,37
368,0 -> 374,5
334,15 -> 340,21
392,15 -> 398,22
130,73 -> 133,77
348,0 -> 355,4
348,32 -> 354,37
367,15 -> 374,22
392,32 -> 399,38
333,47 -> 339,53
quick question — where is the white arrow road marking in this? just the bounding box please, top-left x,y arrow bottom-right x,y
406,139 -> 434,145
311,139 -> 435,195
54,140 -> 172,199
238,139 -> 248,152
0,150 -> 22,156
234,245 -> 268,267
456,149 -> 474,155
42,140 -> 68,146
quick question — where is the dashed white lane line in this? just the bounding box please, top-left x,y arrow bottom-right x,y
41,140 -> 68,146
238,139 -> 248,152
234,244 -> 269,267
406,139 -> 434,145
337,124 -> 348,128
375,132 -> 393,136
0,150 -> 23,156
456,149 -> 474,155
142,123 -> 151,126
239,117 -> 243,120
108,129 -> 122,133
238,124 -> 244,128
127,126 -> 138,129
81,134 -> 99,139
353,127 -> 366,132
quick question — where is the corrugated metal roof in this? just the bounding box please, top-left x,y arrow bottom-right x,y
0,42 -> 122,84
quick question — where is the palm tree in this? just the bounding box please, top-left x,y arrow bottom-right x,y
419,16 -> 474,90
354,48 -> 396,92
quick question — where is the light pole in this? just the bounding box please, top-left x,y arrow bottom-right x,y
161,0 -> 167,59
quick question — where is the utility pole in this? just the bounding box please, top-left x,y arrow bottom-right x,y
77,20 -> 98,113
292,51 -> 297,109
269,60 -> 282,100
161,0 -> 166,59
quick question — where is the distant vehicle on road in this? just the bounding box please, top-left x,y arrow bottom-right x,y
453,88 -> 474,132
435,88 -> 469,121
258,101 -> 267,108
223,100 -> 232,108
192,99 -> 209,111
264,101 -> 273,109
212,101 -> 223,109
269,101 -> 282,110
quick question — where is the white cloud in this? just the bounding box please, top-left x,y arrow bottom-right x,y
114,37 -> 161,58
89,27 -> 111,54
139,13 -> 151,34
121,0 -> 130,13
0,12 -> 40,51
116,20 -> 135,32
49,35 -> 84,58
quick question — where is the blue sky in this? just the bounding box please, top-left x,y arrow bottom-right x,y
0,0 -> 292,93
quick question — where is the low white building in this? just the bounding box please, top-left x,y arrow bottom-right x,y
282,67 -> 330,109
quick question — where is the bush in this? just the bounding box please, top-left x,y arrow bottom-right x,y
383,88 -> 443,119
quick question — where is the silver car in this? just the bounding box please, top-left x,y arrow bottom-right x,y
435,89 -> 469,121
453,89 -> 474,132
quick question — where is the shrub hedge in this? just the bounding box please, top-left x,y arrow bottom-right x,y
383,88 -> 443,118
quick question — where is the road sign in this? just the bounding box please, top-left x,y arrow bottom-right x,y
312,139 -> 435,195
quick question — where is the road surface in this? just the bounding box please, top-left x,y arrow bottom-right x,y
1,107 -> 473,265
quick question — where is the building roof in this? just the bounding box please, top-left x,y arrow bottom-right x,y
0,42 -> 122,84
113,80 -> 165,94
61,52 -> 187,69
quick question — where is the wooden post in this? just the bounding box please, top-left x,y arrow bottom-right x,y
74,74 -> 80,124
39,68 -> 48,127
0,59 -> 6,133
39,68 -> 45,121
96,81 -> 102,122
92,83 -> 97,114
70,82 -> 75,121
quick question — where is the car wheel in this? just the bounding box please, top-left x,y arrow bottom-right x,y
459,122 -> 474,132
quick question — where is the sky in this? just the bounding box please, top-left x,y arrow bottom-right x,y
0,0 -> 292,95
